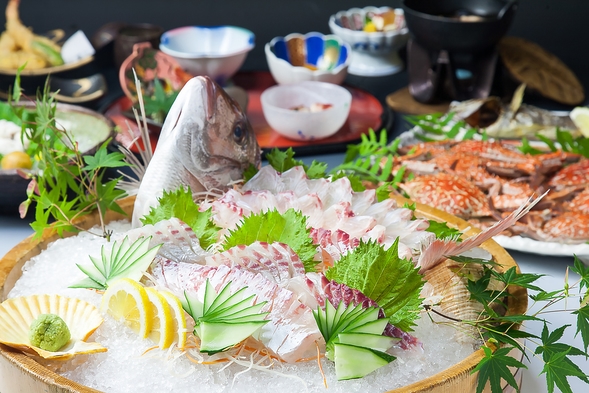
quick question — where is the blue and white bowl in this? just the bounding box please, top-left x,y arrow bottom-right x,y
160,26 -> 254,85
265,32 -> 351,85
329,7 -> 409,76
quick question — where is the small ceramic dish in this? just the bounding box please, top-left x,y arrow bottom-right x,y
265,32 -> 351,85
159,26 -> 255,85
329,6 -> 409,76
260,81 -> 352,141
119,42 -> 193,104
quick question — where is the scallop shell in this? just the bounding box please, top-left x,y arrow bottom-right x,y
0,294 -> 107,360
423,259 -> 506,342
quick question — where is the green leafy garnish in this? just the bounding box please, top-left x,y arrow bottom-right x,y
140,186 -> 221,250
222,209 -> 317,272
313,300 -> 397,380
263,147 -> 327,179
472,345 -> 527,393
12,76 -> 129,239
325,239 -> 424,332
182,280 -> 269,354
139,78 -> 179,125
426,220 -> 463,241
70,236 -> 162,290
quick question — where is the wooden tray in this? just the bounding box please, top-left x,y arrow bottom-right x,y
0,195 -> 525,393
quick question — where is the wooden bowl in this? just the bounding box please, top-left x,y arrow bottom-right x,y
0,195 -> 526,393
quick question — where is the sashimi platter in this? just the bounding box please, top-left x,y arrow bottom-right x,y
0,76 -> 571,393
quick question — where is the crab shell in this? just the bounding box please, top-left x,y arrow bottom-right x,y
399,173 -> 493,218
0,294 -> 106,360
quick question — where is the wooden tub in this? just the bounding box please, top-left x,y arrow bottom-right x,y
0,196 -> 526,393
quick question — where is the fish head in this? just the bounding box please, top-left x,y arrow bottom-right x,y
159,75 -> 261,192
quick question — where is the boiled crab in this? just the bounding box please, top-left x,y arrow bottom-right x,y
392,139 -> 589,244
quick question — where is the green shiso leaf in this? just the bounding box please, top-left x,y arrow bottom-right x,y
263,147 -> 327,179
325,238 -> 424,332
330,171 -> 366,192
182,280 -> 269,354
140,186 -> 221,250
70,236 -> 162,290
221,208 -> 318,272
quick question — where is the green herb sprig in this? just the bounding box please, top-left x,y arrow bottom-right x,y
12,77 -> 129,240
433,256 -> 589,393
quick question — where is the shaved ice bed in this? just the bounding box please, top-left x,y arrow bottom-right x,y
8,221 -> 477,393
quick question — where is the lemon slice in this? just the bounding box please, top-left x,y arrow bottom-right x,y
159,290 -> 188,350
570,107 -> 589,138
145,287 -> 174,350
100,278 -> 152,339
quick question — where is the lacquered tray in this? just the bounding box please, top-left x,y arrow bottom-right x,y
104,71 -> 387,155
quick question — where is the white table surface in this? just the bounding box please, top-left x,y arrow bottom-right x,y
1,215 -> 587,393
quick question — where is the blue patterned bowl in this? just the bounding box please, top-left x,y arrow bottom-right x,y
265,32 -> 350,85
329,6 -> 409,76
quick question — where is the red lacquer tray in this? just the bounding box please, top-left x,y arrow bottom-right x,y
105,71 -> 385,155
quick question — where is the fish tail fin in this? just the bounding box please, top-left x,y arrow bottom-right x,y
509,83 -> 526,116
417,190 -> 548,272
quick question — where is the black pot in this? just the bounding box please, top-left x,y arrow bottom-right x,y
402,0 -> 518,53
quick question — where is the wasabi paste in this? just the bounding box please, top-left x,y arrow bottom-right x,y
29,313 -> 71,351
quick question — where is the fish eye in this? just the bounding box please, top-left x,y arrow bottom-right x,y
233,124 -> 247,144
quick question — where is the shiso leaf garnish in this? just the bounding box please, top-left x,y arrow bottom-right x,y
325,238 -> 424,332
140,186 -> 221,250
182,280 -> 269,354
313,300 -> 398,380
70,236 -> 162,290
221,208 -> 318,272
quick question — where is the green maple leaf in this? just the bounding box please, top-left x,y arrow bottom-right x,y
466,269 -> 497,305
426,220 -> 462,241
325,238 -> 424,332
535,323 -> 589,392
82,140 -> 128,171
573,305 -> 589,353
141,186 -> 221,250
473,345 -> 526,393
222,208 -> 317,272
541,350 -> 588,393
491,266 -> 544,292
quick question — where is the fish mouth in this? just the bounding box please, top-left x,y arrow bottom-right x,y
191,75 -> 218,121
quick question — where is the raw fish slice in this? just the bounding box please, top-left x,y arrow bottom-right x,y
311,227 -> 359,263
151,260 -> 323,362
0,294 -> 106,360
350,188 -> 377,215
124,217 -> 211,264
205,241 -> 306,284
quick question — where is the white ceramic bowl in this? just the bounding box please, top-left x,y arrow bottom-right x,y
159,26 -> 254,85
265,32 -> 351,85
329,6 -> 409,76
260,81 -> 352,141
